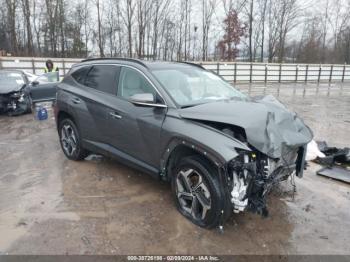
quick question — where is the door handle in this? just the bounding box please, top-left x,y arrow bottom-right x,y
72,98 -> 81,104
109,112 -> 122,119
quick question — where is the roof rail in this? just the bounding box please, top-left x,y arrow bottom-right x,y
178,61 -> 205,70
81,57 -> 148,68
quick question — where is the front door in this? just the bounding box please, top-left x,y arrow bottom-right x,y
105,66 -> 167,169
29,72 -> 59,102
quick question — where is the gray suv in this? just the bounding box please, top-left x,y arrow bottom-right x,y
54,58 -> 313,228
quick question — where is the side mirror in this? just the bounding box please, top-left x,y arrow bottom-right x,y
129,93 -> 167,108
31,81 -> 39,86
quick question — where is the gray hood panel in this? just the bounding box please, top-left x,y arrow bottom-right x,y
179,95 -> 313,158
0,84 -> 23,94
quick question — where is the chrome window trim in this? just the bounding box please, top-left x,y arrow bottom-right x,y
70,63 -> 167,107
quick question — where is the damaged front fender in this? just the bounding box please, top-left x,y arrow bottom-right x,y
160,110 -> 252,176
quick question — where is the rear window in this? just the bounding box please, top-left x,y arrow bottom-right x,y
84,65 -> 120,95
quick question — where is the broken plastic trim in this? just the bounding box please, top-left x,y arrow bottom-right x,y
228,147 -> 302,217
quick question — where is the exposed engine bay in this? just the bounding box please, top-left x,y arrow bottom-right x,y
0,90 -> 31,116
211,122 -> 305,216
227,148 -> 302,216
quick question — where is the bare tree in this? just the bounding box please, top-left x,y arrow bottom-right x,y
276,0 -> 300,62
21,0 -> 34,55
1,0 -> 350,64
136,0 -> 152,58
95,0 -> 105,57
329,0 -> 350,61
121,0 -> 136,57
5,0 -> 18,54
201,0 -> 217,61
259,0 -> 267,61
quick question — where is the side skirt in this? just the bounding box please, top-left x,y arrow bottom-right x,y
82,139 -> 160,179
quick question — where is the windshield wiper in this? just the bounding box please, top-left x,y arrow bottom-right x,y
180,102 -> 208,109
180,98 -> 231,108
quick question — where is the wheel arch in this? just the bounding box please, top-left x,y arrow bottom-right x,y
161,138 -> 226,182
57,110 -> 75,124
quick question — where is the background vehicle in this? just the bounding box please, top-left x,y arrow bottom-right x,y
0,70 -> 32,116
54,58 -> 313,228
0,70 -> 59,116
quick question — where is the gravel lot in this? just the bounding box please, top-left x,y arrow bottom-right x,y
0,82 -> 349,255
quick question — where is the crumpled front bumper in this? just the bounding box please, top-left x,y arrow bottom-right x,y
0,92 -> 29,115
227,145 -> 306,216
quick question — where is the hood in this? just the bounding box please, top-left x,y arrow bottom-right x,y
0,83 -> 24,94
179,95 -> 313,158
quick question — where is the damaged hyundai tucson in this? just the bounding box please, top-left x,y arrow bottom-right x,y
54,59 -> 313,228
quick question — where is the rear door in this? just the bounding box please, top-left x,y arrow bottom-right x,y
70,64 -> 121,144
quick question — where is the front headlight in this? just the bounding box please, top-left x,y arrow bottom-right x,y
11,92 -> 21,98
10,92 -> 25,102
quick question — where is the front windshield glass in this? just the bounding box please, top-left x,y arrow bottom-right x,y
0,71 -> 25,90
152,67 -> 246,107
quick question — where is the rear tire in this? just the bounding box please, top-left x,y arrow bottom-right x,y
171,155 -> 227,228
58,118 -> 89,161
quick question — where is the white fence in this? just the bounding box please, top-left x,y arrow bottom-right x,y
200,62 -> 350,83
0,57 -> 81,78
1,56 -> 350,83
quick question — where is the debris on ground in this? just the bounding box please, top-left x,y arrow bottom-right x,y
306,140 -> 325,161
314,141 -> 350,166
309,140 -> 350,184
317,166 -> 350,184
81,236 -> 91,246
16,221 -> 27,227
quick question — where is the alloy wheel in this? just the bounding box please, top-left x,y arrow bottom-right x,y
61,124 -> 77,156
175,168 -> 211,220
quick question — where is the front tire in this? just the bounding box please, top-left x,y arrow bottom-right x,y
171,155 -> 226,228
24,95 -> 32,113
58,118 -> 89,161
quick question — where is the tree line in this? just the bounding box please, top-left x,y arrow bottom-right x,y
1,0 -> 350,63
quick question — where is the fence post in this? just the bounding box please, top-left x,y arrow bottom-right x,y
234,62 -> 237,83
31,59 -> 36,74
216,62 -> 220,75
249,63 -> 253,83
342,64 -> 346,82
295,64 -> 299,82
62,59 -> 66,76
329,64 -> 333,83
278,64 -> 282,83
305,65 -> 309,83
265,64 -> 268,84
318,65 -> 321,83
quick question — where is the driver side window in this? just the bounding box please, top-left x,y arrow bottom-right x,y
117,67 -> 156,99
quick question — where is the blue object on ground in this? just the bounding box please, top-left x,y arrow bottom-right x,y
36,106 -> 48,120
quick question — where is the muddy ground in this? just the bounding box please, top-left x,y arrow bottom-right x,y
0,82 -> 349,255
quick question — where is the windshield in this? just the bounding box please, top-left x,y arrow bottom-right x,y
0,71 -> 25,90
152,67 -> 246,107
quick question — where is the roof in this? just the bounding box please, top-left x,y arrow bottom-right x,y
78,58 -> 204,70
